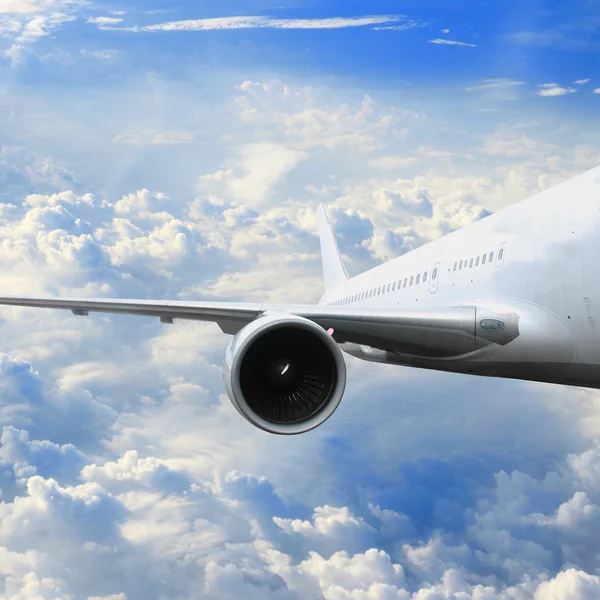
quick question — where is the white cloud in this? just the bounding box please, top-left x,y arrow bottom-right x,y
87,16 -> 123,25
593,88 -> 600,94
534,570 -> 600,599
441,28 -> 450,33
537,83 -> 577,96
465,79 -> 524,101
466,78 -> 523,91
428,38 -> 476,47
574,78 -> 590,85
223,142 -> 309,207
0,0 -> 81,42
368,156 -> 417,171
97,15 -> 416,33
4,71 -> 600,600
371,20 -> 424,32
80,49 -> 119,60
113,130 -> 194,145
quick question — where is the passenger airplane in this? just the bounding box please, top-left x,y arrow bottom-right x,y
0,166 -> 598,434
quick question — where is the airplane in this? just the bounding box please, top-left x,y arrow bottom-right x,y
0,165 -> 598,435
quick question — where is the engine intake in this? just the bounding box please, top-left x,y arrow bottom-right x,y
223,313 -> 347,435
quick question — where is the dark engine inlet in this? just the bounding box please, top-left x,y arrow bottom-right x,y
239,326 -> 337,424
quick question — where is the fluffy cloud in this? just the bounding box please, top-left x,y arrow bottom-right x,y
2,70 -> 600,599
0,0 -> 81,43
537,83 -> 577,97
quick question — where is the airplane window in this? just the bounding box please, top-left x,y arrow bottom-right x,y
459,260 -> 463,269
499,248 -> 504,260
410,276 -> 414,286
387,283 -> 391,293
469,258 -> 474,268
482,254 -> 486,264
475,256 -> 480,266
423,272 -> 428,282
416,274 -> 420,284
392,281 -> 396,291
403,278 -> 408,288
433,268 -> 438,279
453,262 -> 457,271
489,251 -> 494,262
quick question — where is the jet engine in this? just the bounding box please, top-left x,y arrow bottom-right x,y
222,313 -> 347,435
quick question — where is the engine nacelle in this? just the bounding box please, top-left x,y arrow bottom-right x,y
222,313 -> 347,435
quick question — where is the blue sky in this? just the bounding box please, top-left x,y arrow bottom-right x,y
2,1 -> 600,599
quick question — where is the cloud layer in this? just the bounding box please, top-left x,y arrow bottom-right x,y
1,68 -> 600,598
96,15 -> 417,33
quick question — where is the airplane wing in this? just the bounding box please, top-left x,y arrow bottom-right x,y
0,295 -> 518,358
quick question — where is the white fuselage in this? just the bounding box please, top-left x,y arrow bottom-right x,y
320,167 -> 600,389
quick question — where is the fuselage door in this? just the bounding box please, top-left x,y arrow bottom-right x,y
429,262 -> 441,294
